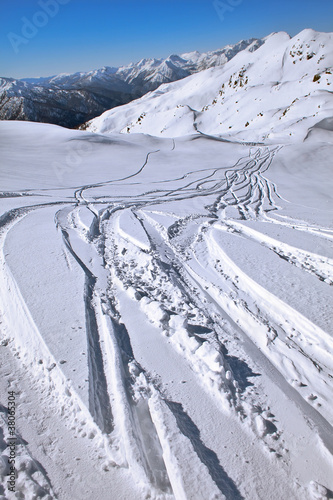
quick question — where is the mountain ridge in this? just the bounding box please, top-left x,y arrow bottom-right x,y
0,37 -> 262,128
85,29 -> 333,143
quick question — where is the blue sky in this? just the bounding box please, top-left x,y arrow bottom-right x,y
1,0 -> 332,78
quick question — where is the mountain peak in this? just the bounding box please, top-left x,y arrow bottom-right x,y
86,29 -> 333,143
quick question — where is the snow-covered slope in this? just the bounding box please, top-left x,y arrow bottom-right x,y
0,119 -> 332,499
87,29 -> 333,142
0,37 -> 261,128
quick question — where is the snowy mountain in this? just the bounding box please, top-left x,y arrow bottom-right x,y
0,74 -> 134,129
0,115 -> 332,499
115,38 -> 263,94
0,37 -> 260,128
86,29 -> 333,143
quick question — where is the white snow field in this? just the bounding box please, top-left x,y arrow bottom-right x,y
0,29 -> 333,500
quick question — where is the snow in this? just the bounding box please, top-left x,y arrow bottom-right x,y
87,30 -> 333,143
0,28 -> 333,500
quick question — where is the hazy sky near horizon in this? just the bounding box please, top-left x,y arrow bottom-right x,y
1,0 -> 332,78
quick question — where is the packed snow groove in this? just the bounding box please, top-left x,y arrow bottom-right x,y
0,27 -> 333,499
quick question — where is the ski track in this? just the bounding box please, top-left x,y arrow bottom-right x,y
1,142 -> 332,499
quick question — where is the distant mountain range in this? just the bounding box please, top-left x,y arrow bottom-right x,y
0,38 -> 263,128
86,29 -> 333,143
